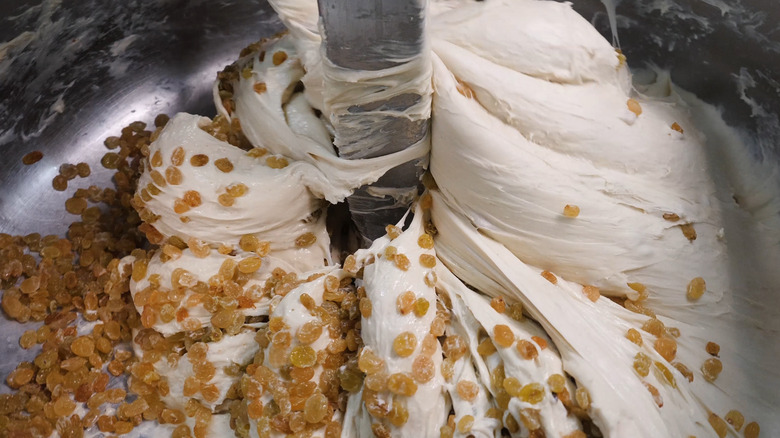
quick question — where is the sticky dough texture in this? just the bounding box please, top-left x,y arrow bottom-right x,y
222,36 -> 431,205
440,268 -> 581,438
426,0 -> 780,436
432,195 -> 713,437
136,112 -> 331,272
127,0 -> 780,436
344,209 -> 446,437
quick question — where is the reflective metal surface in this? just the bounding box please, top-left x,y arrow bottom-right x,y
0,0 -> 282,237
320,0 -> 428,241
0,0 -> 282,392
574,0 -> 780,155
0,0 -> 778,396
2,0 -> 777,236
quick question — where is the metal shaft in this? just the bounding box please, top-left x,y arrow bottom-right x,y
319,0 -> 429,243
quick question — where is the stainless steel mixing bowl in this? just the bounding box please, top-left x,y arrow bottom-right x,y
1,0 -> 778,404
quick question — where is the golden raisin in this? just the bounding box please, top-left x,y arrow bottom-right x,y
663,212 -> 680,221
173,199 -> 190,214
457,415 -> 474,433
71,336 -> 96,357
654,336 -> 677,362
655,362 -> 677,388
520,383 -> 546,404
627,98 -> 642,116
582,285 -> 600,302
547,374 -> 566,393
19,330 -> 37,349
708,413 -> 728,438
502,377 -> 523,397
490,296 -> 506,313
385,224 -> 402,239
456,380 -> 479,401
397,291 -> 415,315
219,258 -> 238,280
417,234 -> 434,249
226,183 -> 248,197
151,150 -> 163,167
442,335 -> 467,360
359,297 -> 372,318
8,368 -> 34,387
387,373 -> 417,397
217,193 -> 235,207
412,356 -> 435,383
420,334 -> 438,356
574,387 -> 590,409
477,338 -> 497,357
161,409 -> 186,425
394,254 -> 411,271
165,166 -> 183,184
65,197 -> 88,215
393,332 -> 417,358
253,82 -> 267,94
246,147 -> 267,158
22,151 -> 44,165
419,254 -> 436,268
201,383 -> 219,402
238,256 -> 262,273
531,336 -> 547,350
171,146 -> 186,166
563,205 -> 580,218
303,393 -> 328,423
364,370 -> 388,392
358,349 -> 384,375
424,271 -> 437,288
297,321 -> 323,345
672,362 -> 694,383
247,401 -> 264,420
52,175 -> 68,191
642,318 -> 666,337
295,232 -> 317,248
430,316 -> 445,336
53,396 -> 76,416
387,398 -> 409,427
633,352 -> 651,377
626,328 -> 643,346
686,277 -> 706,300
190,154 -> 209,167
507,303 -> 524,321
516,339 -> 538,360
541,270 -> 557,284
744,422 -> 760,438
214,158 -> 234,173
644,382 -> 663,408
372,423 -> 390,438
272,51 -> 288,65
493,324 -> 515,348
101,152 -> 120,169
701,358 -> 723,382
413,298 -> 430,317
183,190 -> 202,207
441,358 -> 455,382
680,223 -> 697,241
150,170 -> 166,187
236,235 -> 260,253
266,156 -> 288,168
724,410 -> 744,431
